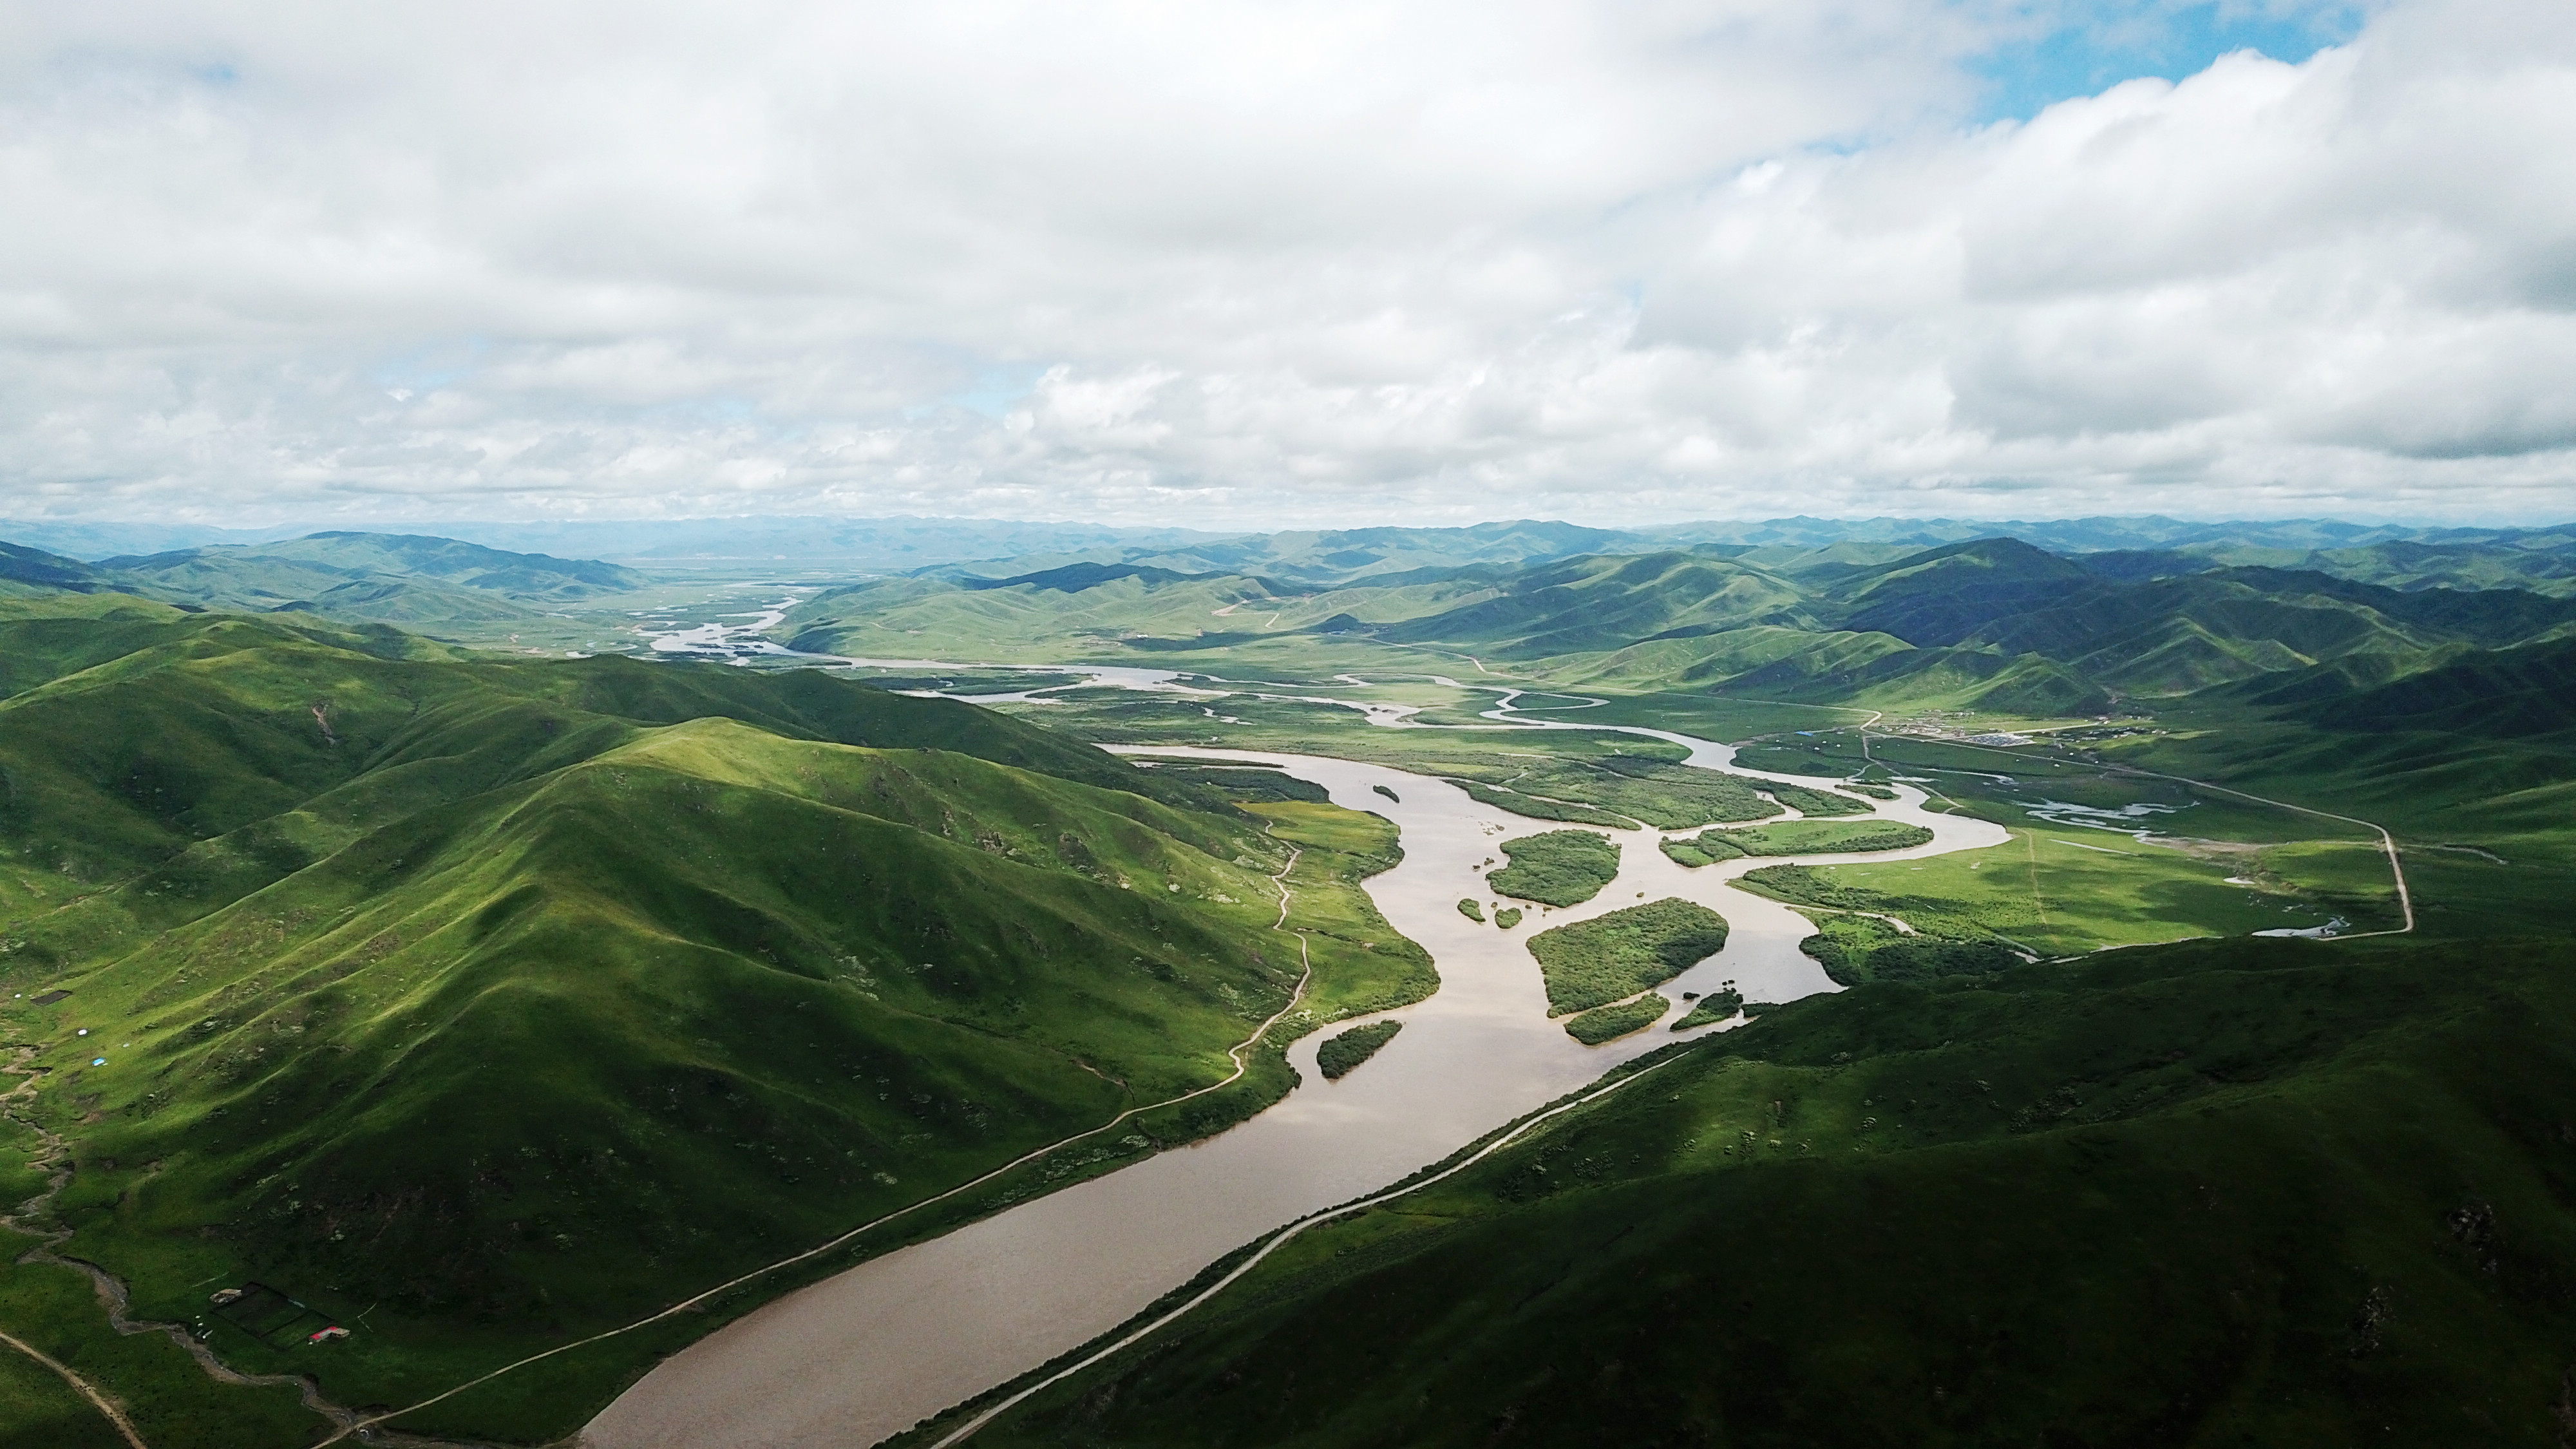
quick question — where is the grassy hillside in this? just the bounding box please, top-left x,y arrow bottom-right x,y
0,599 -> 1435,1444
236,532 -> 647,599
937,934 -> 2576,1449
1517,623 -> 1911,695
0,592 -> 255,699
1370,551 -> 1812,658
2258,634 -> 2576,741
1826,536 -> 2096,641
1733,642 -> 2112,716
0,541 -> 112,593
2110,531 -> 2576,597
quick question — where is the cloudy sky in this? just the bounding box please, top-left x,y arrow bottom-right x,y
2,0 -> 2571,528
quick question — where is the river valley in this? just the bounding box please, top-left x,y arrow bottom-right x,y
582,625 -> 2007,1448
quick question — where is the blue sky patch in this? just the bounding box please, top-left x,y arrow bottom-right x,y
1974,1 -> 2367,120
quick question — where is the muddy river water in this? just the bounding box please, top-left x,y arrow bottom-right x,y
580,657 -> 2006,1449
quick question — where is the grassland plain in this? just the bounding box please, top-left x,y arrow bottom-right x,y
2085,701 -> 2576,941
1459,755 -> 1779,830
0,598 -> 1435,1444
1524,900 -> 1730,1016
1725,728 -> 2398,947
1484,831 -> 1622,908
922,934 -> 2576,1449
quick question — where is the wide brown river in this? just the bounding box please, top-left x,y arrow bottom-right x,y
582,692 -> 2005,1448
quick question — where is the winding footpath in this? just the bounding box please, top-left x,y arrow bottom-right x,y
0,1047 -> 404,1448
0,1323 -> 146,1448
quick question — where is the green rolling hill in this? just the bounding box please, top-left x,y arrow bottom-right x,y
2083,531 -> 2576,598
1821,536 -> 2099,643
1723,641 -> 2110,715
1513,622 -> 1909,692
0,596 -> 1432,1441
2244,634 -> 2576,742
0,540 -> 113,594
1345,537 -> 2576,712
1370,551 -> 1814,658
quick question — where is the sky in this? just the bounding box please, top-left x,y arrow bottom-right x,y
1,0 -> 2571,529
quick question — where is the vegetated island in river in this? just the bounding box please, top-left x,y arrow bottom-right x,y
1316,1021 -> 1403,1079
1662,819 -> 1934,866
1486,829 -> 1622,907
1670,982 -> 1747,1030
1526,900 -> 1730,1016
1562,993 -> 1671,1044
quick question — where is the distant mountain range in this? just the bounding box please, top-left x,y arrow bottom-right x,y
778,534 -> 2576,724
7,514 -> 2570,589
0,531 -> 649,625
0,516 -> 1234,570
10,520 -> 2576,733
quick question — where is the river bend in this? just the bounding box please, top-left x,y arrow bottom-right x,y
584,710 -> 2003,1448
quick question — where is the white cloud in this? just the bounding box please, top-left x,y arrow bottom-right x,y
0,0 -> 2567,527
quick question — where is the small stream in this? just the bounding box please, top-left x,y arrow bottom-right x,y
583,620 -> 2008,1449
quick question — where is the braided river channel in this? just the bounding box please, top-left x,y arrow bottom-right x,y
583,647 -> 2007,1448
